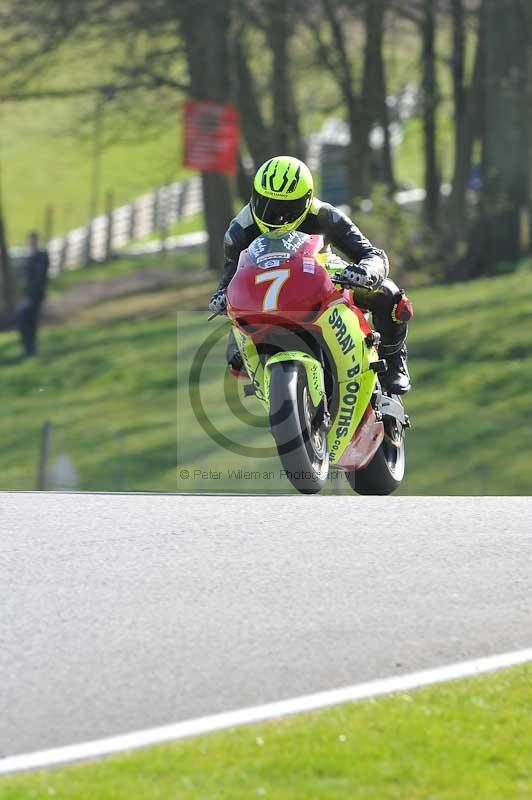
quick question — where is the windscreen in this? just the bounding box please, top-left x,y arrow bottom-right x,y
247,230 -> 311,266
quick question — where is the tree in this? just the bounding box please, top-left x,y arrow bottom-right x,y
522,0 -> 532,255
0,0 -> 240,273
178,0 -> 235,272
447,0 -> 483,242
473,0 -> 531,268
233,0 -> 305,170
309,0 -> 395,202
361,0 -> 395,193
420,0 -> 440,224
0,200 -> 15,323
233,28 -> 273,169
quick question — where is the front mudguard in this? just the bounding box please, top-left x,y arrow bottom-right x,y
263,351 -> 325,410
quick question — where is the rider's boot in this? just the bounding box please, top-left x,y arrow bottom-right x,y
226,330 -> 248,379
379,331 -> 411,395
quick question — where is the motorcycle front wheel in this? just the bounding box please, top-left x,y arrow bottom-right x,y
269,361 -> 329,495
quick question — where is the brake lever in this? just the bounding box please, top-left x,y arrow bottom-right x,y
332,272 -> 351,287
207,309 -> 229,321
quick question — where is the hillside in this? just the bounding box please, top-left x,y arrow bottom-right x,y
0,255 -> 530,494
1,94 -> 190,246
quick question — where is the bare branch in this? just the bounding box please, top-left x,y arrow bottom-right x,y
0,78 -> 188,103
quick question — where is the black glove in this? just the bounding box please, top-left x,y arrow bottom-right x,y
208,289 -> 227,315
336,262 -> 381,290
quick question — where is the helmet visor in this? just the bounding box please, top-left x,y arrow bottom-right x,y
252,189 -> 311,229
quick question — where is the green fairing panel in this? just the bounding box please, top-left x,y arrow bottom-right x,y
317,304 -> 377,465
263,351 -> 324,408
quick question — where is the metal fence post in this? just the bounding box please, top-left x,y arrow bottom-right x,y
83,224 -> 92,266
104,190 -> 114,262
128,201 -> 136,241
151,189 -> 160,234
59,236 -> 68,273
37,420 -> 53,490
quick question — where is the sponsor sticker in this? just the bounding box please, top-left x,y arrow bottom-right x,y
256,252 -> 290,263
303,257 -> 315,274
282,231 -> 306,252
248,238 -> 268,258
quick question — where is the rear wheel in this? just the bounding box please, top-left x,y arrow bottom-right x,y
269,362 -> 329,495
347,415 -> 405,496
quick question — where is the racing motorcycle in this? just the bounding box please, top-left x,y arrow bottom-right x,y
217,230 -> 409,495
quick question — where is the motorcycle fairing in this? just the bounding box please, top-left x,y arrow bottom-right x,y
316,302 -> 377,465
232,326 -> 268,408
231,297 -> 378,466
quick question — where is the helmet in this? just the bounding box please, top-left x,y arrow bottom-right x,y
251,156 -> 314,234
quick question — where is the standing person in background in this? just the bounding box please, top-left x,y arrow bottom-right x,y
15,231 -> 49,357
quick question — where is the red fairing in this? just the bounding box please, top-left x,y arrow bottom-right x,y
227,235 -> 341,331
337,405 -> 384,470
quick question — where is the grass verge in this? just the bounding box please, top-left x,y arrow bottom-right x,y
1,663 -> 531,799
1,257 -> 531,493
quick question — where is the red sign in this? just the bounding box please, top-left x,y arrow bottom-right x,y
184,99 -> 239,176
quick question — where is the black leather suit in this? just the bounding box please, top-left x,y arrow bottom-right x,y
217,198 -> 408,346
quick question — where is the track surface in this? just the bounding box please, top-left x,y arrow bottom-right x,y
1,493 -> 531,758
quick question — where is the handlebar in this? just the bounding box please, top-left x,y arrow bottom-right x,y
331,272 -> 352,287
207,309 -> 228,321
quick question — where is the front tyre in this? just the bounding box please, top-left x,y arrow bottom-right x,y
269,362 -> 329,495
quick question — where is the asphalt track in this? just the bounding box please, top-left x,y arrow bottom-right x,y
1,493 -> 531,762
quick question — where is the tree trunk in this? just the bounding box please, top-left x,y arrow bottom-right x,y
448,14 -> 483,239
347,103 -> 364,202
202,173 -> 234,272
234,33 -> 273,169
0,210 -> 15,324
524,0 -> 532,254
476,0 -> 530,268
379,73 -> 396,194
266,0 -> 304,158
236,150 -> 252,205
180,0 -> 235,273
0,161 -> 15,323
362,0 -> 395,194
421,0 -> 440,225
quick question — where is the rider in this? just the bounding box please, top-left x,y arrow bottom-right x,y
209,155 -> 413,394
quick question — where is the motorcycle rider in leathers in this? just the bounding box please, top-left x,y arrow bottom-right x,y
209,155 -> 413,394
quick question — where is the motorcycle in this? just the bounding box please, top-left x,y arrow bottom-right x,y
217,230 -> 409,495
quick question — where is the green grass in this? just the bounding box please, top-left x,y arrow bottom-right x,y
48,247 -> 207,294
0,256 -> 531,493
405,259 -> 532,494
0,308 -> 177,492
2,663 -> 531,799
1,95 -> 190,246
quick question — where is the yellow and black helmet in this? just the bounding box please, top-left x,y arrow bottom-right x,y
251,156 -> 314,234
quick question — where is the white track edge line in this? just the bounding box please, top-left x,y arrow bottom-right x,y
2,647 -> 532,775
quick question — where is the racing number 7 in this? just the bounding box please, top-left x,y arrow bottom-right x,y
255,269 -> 290,312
